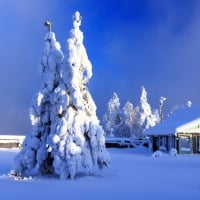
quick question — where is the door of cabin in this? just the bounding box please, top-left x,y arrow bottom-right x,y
153,137 -> 159,151
192,134 -> 200,153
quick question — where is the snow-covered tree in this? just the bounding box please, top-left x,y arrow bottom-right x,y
122,101 -> 139,137
103,92 -> 122,137
12,26 -> 64,176
136,86 -> 159,137
12,11 -> 110,179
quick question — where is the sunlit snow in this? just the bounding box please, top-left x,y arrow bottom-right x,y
1,148 -> 200,200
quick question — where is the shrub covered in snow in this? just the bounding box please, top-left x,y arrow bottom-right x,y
169,148 -> 178,156
152,150 -> 163,157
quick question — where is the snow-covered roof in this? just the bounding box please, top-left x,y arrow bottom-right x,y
145,106 -> 200,136
0,135 -> 25,141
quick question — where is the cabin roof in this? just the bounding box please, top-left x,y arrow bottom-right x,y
145,106 -> 200,136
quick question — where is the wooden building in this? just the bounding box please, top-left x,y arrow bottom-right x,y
145,106 -> 200,154
0,135 -> 25,149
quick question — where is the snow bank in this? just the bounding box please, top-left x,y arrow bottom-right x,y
1,149 -> 200,200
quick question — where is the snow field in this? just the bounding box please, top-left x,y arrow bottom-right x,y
1,148 -> 200,200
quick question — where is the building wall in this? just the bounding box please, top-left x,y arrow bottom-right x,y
0,142 -> 21,148
177,133 -> 193,154
150,135 -> 176,152
192,134 -> 200,153
0,135 -> 25,149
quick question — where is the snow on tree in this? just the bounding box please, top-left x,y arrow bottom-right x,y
103,92 -> 122,137
11,24 -> 64,176
136,86 -> 159,138
49,11 -> 110,179
122,101 -> 139,138
12,12 -> 110,179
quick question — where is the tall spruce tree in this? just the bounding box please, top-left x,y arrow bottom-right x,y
122,101 -> 138,138
103,92 -> 122,137
12,11 -> 109,179
137,86 -> 159,137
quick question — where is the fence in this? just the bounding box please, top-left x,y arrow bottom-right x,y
106,137 -> 149,148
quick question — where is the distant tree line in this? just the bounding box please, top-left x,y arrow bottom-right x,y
102,86 -> 160,138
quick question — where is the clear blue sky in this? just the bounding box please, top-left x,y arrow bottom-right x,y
1,0 -> 200,134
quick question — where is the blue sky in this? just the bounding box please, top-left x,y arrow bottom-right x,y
1,0 -> 200,134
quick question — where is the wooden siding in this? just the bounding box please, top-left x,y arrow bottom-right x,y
177,133 -> 193,154
0,135 -> 25,149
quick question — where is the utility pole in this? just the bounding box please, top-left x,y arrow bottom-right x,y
159,96 -> 166,123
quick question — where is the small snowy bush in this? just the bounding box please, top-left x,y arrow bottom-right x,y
152,150 -> 163,157
169,148 -> 177,156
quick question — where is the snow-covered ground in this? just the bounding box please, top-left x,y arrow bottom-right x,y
0,147 -> 200,200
